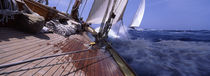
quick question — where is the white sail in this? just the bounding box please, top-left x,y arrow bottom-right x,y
130,0 -> 145,28
86,0 -> 113,24
112,0 -> 128,24
103,0 -> 114,24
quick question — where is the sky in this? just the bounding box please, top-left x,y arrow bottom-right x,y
48,0 -> 210,30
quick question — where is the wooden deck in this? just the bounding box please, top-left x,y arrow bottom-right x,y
0,27 -> 125,76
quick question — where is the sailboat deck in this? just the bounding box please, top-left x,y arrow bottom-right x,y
0,27 -> 124,76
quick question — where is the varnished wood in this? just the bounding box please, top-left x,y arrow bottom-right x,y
19,0 -> 69,21
0,27 -> 125,76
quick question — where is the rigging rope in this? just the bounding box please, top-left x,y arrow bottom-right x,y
55,0 -> 61,8
0,55 -> 111,75
79,0 -> 87,17
66,0 -> 73,14
0,49 -> 91,69
113,0 -> 123,13
63,55 -> 110,76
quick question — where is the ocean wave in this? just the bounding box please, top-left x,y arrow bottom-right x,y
128,30 -> 210,42
109,30 -> 210,76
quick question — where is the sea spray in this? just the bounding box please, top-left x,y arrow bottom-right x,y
109,29 -> 210,76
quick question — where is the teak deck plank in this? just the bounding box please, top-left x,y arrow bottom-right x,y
0,27 -> 125,76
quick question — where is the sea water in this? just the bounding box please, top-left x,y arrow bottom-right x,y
109,29 -> 210,76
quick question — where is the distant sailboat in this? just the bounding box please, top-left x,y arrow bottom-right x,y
130,0 -> 145,29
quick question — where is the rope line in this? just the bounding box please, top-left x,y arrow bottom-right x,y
66,0 -> 73,14
64,55 -> 111,76
31,57 -> 57,75
42,56 -> 65,76
0,55 -> 110,75
0,49 -> 91,69
114,0 -> 123,13
55,0 -> 61,7
79,0 -> 87,17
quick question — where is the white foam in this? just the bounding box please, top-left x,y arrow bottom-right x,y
95,27 -> 120,38
110,37 -> 210,76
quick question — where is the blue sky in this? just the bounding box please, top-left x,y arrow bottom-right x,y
49,0 -> 210,30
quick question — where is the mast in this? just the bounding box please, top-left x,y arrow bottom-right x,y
112,0 -> 128,24
70,0 -> 82,22
98,0 -> 116,40
98,0 -> 128,40
85,0 -> 128,41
